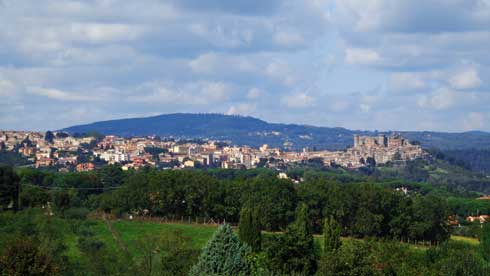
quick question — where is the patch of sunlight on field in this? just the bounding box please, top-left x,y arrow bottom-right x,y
451,235 -> 479,245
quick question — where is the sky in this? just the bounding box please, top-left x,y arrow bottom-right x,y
0,0 -> 489,132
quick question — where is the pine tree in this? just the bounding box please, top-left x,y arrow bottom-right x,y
323,216 -> 342,254
481,221 -> 490,262
238,207 -> 261,252
189,224 -> 251,276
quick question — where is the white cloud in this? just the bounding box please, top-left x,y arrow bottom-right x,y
226,103 -> 256,115
70,23 -> 145,44
345,48 -> 380,65
281,92 -> 315,108
189,52 -> 258,75
247,88 -> 263,99
389,73 -> 427,92
266,61 -> 297,86
0,79 -> 16,96
461,112 -> 485,130
273,30 -> 305,46
417,87 -> 458,110
334,0 -> 490,33
449,68 -> 482,90
359,104 -> 371,113
28,86 -> 95,101
199,81 -> 232,101
127,81 -> 233,105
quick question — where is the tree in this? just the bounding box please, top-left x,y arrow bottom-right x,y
78,236 -> 130,275
189,224 -> 251,276
427,241 -> 488,276
393,152 -> 402,161
323,216 -> 341,254
241,177 -> 297,231
238,207 -> 261,252
0,166 -> 20,211
134,234 -> 161,275
20,185 -> 50,208
366,157 -> 376,167
410,195 -> 450,244
44,131 -> 54,143
266,204 -> 318,275
0,238 -> 60,275
317,240 -> 376,276
53,190 -> 71,216
481,221 -> 490,262
160,230 -> 199,276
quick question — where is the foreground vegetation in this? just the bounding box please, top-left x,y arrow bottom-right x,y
0,209 -> 488,275
1,164 -> 490,275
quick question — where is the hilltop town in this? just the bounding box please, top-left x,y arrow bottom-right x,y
0,130 -> 427,172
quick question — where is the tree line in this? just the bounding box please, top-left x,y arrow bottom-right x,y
2,165 -> 490,275
2,165 -> 454,243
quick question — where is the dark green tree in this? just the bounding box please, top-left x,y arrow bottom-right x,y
410,195 -> 450,244
44,131 -> 54,143
366,156 -> 376,167
160,230 -> 199,276
241,177 -> 297,231
317,240 -> 376,276
0,238 -> 61,275
78,236 -> 130,275
189,224 -> 251,276
393,151 -> 402,161
323,216 -> 341,254
20,185 -> 50,208
53,190 -> 71,216
427,241 -> 488,276
0,166 -> 20,211
481,221 -> 490,262
238,207 -> 261,252
266,204 -> 318,275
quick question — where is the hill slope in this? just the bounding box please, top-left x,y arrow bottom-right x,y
62,113 -> 490,151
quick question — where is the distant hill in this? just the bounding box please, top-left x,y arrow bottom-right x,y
62,113 -> 490,151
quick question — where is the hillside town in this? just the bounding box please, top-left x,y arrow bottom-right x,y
0,130 -> 428,172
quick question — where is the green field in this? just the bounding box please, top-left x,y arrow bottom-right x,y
64,219 -> 480,262
111,220 -> 218,253
451,235 -> 480,246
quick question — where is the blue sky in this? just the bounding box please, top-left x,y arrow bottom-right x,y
0,0 -> 489,132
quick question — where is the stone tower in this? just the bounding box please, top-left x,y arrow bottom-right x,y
377,134 -> 387,147
354,135 -> 360,148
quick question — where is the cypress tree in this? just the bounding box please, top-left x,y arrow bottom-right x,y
323,216 -> 342,254
238,207 -> 261,252
481,221 -> 490,262
0,166 -> 20,211
189,224 -> 251,276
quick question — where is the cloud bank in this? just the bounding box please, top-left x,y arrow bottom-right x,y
0,0 -> 489,131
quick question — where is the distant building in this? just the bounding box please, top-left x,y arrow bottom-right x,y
76,163 -> 95,172
466,215 -> 490,224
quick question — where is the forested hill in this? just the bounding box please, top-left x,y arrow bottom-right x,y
62,113 -> 490,151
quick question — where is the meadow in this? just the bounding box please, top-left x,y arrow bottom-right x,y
64,219 -> 480,262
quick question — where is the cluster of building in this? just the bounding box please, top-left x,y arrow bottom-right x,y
0,131 -> 96,170
301,134 -> 427,168
466,215 -> 490,224
0,130 -> 427,172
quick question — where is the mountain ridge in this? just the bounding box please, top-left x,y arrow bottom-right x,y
61,113 -> 490,150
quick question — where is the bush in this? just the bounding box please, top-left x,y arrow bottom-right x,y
64,208 -> 90,220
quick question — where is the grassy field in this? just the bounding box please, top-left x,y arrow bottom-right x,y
451,234 -> 480,245
64,219 -> 480,263
111,220 -> 218,253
